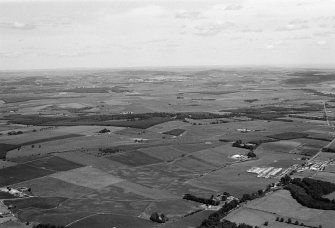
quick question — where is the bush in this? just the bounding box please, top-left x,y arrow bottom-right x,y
150,212 -> 168,223
183,194 -> 219,206
263,221 -> 268,226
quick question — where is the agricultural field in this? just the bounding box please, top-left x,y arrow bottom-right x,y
1,68 -> 335,227
238,190 -> 335,228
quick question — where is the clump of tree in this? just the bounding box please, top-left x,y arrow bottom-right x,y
150,212 -> 168,223
321,147 -> 335,153
98,128 -> 110,133
247,150 -> 256,158
284,177 -> 335,210
183,194 -> 219,206
8,131 -> 23,135
199,199 -> 259,228
240,189 -> 265,203
279,175 -> 291,186
232,140 -> 256,150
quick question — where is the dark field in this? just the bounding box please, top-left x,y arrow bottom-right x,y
0,164 -> 55,187
0,143 -> 18,159
69,214 -> 156,228
0,191 -> 16,199
25,156 -> 83,172
268,132 -> 309,140
4,197 -> 67,212
107,150 -> 163,167
163,129 -> 186,136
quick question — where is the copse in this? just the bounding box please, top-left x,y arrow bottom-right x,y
284,178 -> 335,210
183,194 -> 219,206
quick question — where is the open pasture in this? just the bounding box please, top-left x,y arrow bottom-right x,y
326,138 -> 335,150
140,199 -> 200,219
107,150 -> 163,167
324,164 -> 335,173
173,156 -> 218,173
0,159 -> 17,169
162,210 -> 213,228
10,176 -> 93,198
114,127 -> 166,140
163,129 -> 186,136
0,128 -> 83,146
111,164 -> 191,190
113,180 -> 179,200
50,166 -> 123,190
81,184 -> 148,202
225,207 -> 278,227
0,221 -> 26,228
245,190 -> 335,228
187,149 -> 303,197
6,133 -> 134,158
304,132 -> 334,142
55,151 -> 126,172
315,152 -> 335,161
0,164 -> 54,187
60,197 -> 149,216
18,211 -> 92,227
170,142 -> 222,153
312,171 -> 335,184
147,120 -> 190,133
24,156 -> 83,172
255,147 -> 304,167
188,164 -> 274,197
4,197 -> 67,212
53,125 -> 125,136
69,213 -> 156,228
257,140 -> 302,154
139,145 -> 185,161
192,144 -> 248,166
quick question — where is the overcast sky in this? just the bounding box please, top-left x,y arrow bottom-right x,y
0,0 -> 335,70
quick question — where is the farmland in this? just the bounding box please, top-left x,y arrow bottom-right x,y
1,68 -> 335,227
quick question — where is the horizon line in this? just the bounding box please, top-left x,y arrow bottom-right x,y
1,63 -> 335,72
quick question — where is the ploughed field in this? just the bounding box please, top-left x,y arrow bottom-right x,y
1,68 -> 335,227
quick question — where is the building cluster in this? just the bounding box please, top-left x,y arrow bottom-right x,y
133,138 -> 149,143
247,167 -> 283,178
236,128 -> 254,133
0,187 -> 30,198
202,194 -> 238,211
297,160 -> 331,172
231,154 -> 250,161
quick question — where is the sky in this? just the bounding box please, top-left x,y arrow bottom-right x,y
0,0 -> 335,70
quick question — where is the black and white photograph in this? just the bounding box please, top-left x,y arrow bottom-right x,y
1,0 -> 335,227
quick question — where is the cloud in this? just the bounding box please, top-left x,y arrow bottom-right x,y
127,5 -> 166,17
240,27 -> 263,33
283,36 -> 311,40
317,40 -> 327,45
175,10 -> 200,20
224,4 -> 243,11
276,23 -> 309,31
276,19 -> 309,31
266,44 -> 274,49
0,21 -> 35,30
193,21 -> 234,36
314,30 -> 335,36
